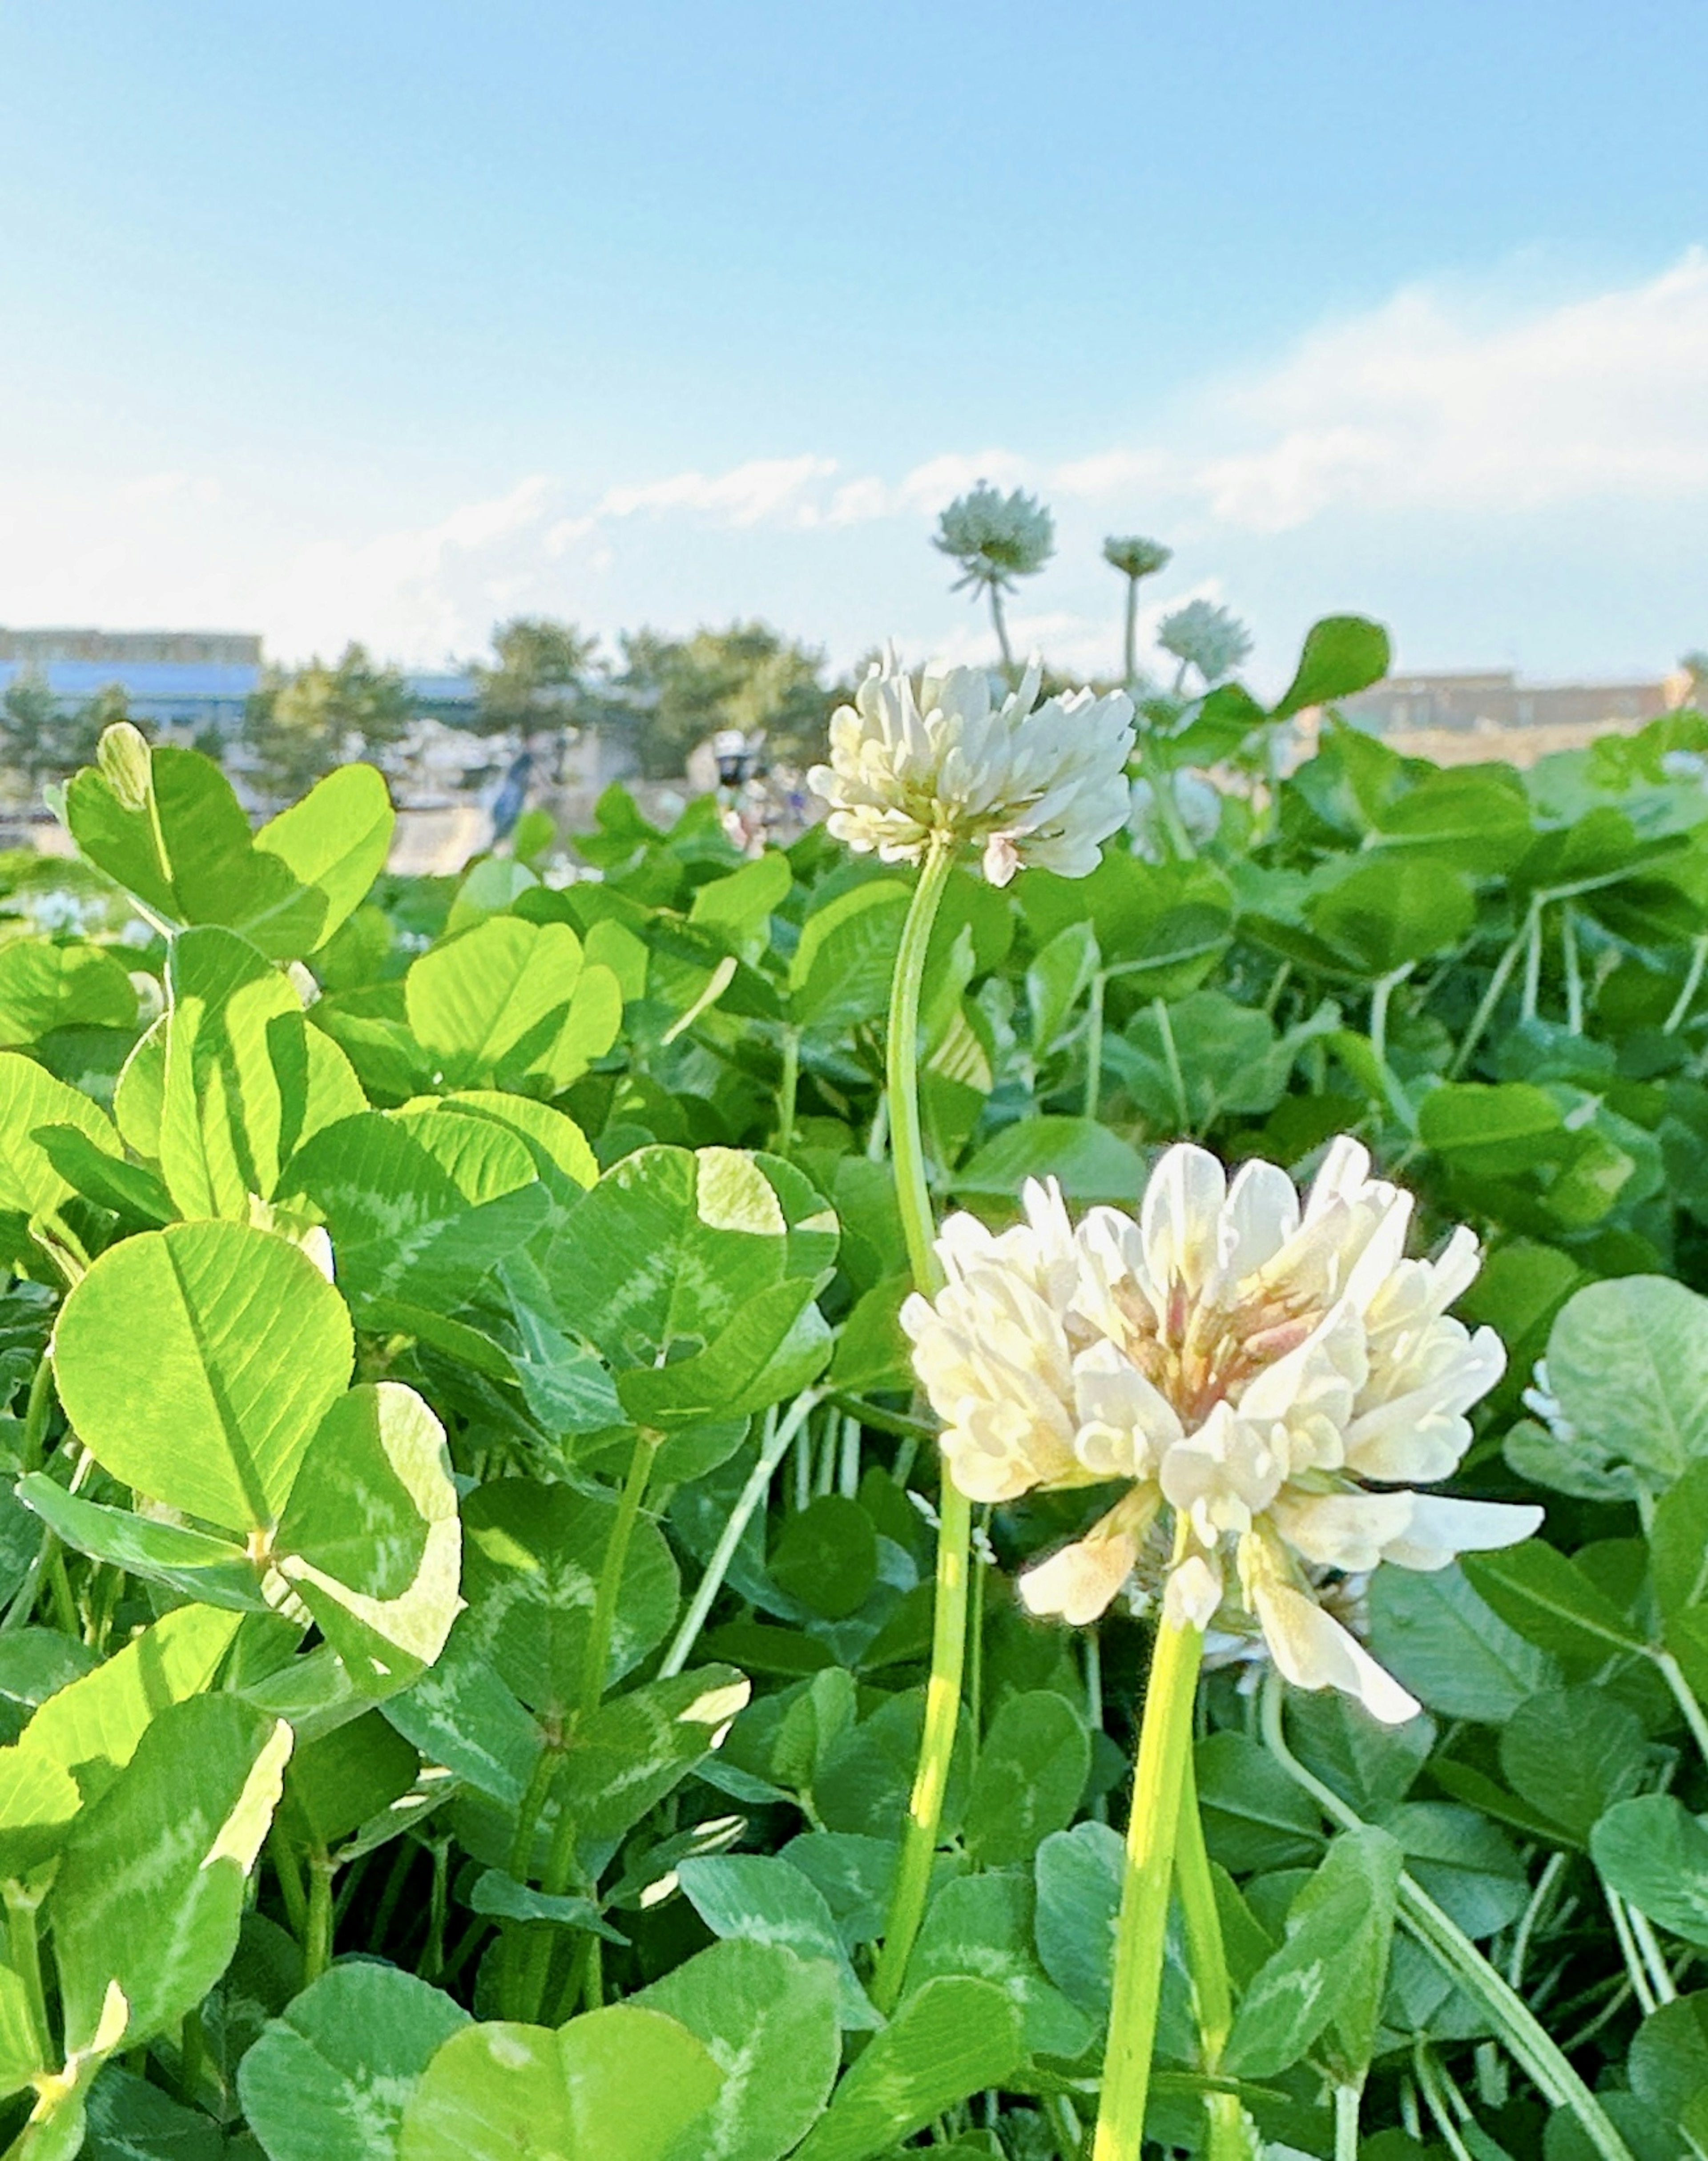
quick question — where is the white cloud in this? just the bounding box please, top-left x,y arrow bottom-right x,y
1187,250 -> 1708,530
593,454 -> 839,528
10,252 -> 1708,678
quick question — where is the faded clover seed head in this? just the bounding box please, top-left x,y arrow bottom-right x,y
933,484 -> 1056,591
807,651 -> 1135,887
1156,598 -> 1253,685
901,1138 -> 1538,1724
1103,535 -> 1174,582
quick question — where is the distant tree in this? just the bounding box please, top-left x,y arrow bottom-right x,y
471,618 -> 600,772
0,674 -> 136,799
1682,650 -> 1708,709
599,623 -> 830,779
242,644 -> 413,802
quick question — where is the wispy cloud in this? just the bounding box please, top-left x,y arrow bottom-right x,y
1188,249 -> 1708,529
9,253 -> 1708,673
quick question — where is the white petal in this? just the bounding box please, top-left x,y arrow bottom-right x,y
1071,1339 -> 1183,1477
1020,1526 -> 1139,1625
1304,1135 -> 1373,1219
1221,1159 -> 1300,1280
1164,1553 -> 1224,1630
1252,1579 -> 1420,1725
1269,1488 -> 1417,1572
1141,1143 -> 1227,1297
1158,1402 -> 1284,1535
1381,1495 -> 1544,1571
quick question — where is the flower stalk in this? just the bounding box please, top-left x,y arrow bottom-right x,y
1092,1609 -> 1204,2161
872,833 -> 961,2013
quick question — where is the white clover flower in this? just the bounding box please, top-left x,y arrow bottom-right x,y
1157,599 -> 1253,686
1103,535 -> 1173,582
934,484 -> 1055,591
901,1138 -> 1539,1724
807,653 -> 1135,887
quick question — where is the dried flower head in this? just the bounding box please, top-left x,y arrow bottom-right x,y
902,1139 -> 1538,1722
807,652 -> 1134,886
934,484 -> 1056,591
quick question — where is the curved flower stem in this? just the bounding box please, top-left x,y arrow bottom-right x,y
871,834 -> 960,2014
1260,1673 -> 1635,2161
1092,1614 -> 1205,2161
886,835 -> 956,1295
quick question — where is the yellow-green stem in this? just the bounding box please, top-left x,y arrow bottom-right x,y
886,835 -> 956,1294
871,834 -> 960,2013
1092,1615 -> 1205,2161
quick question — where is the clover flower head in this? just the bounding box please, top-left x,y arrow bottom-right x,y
807,650 -> 1135,886
1156,599 -> 1253,685
1103,535 -> 1173,582
934,484 -> 1055,591
901,1139 -> 1539,1723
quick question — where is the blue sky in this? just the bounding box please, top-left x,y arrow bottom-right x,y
3,1 -> 1706,689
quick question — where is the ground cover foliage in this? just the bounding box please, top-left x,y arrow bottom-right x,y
0,633 -> 1707,2159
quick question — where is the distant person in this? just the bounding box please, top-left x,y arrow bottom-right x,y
490,748 -> 533,847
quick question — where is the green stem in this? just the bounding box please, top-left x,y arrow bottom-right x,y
1649,1649 -> 1708,1777
1261,1674 -> 1635,2161
1369,962 -> 1413,1074
304,1848 -> 335,1984
1123,575 -> 1139,685
1665,932 -> 1708,1033
1334,2082 -> 1362,2161
1152,996 -> 1190,1132
268,1824 -> 309,1940
661,1391 -> 818,1677
419,1838 -> 449,1982
178,2007 -> 204,2110
1452,912 -> 1534,1077
1084,971 -> 1106,1119
1562,904 -> 1584,1033
871,834 -> 962,2013
776,1027 -> 800,1154
1174,1758 -> 1232,2059
1606,1886 -> 1657,2016
581,1432 -> 655,1720
871,1480 -> 971,2014
886,836 -> 956,1292
1521,903 -> 1544,1022
1175,1755 -> 1245,2161
502,1742 -> 565,2017
989,584 -> 1015,677
19,1356 -> 52,1475
46,1551 -> 77,1641
1092,1615 -> 1205,2161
